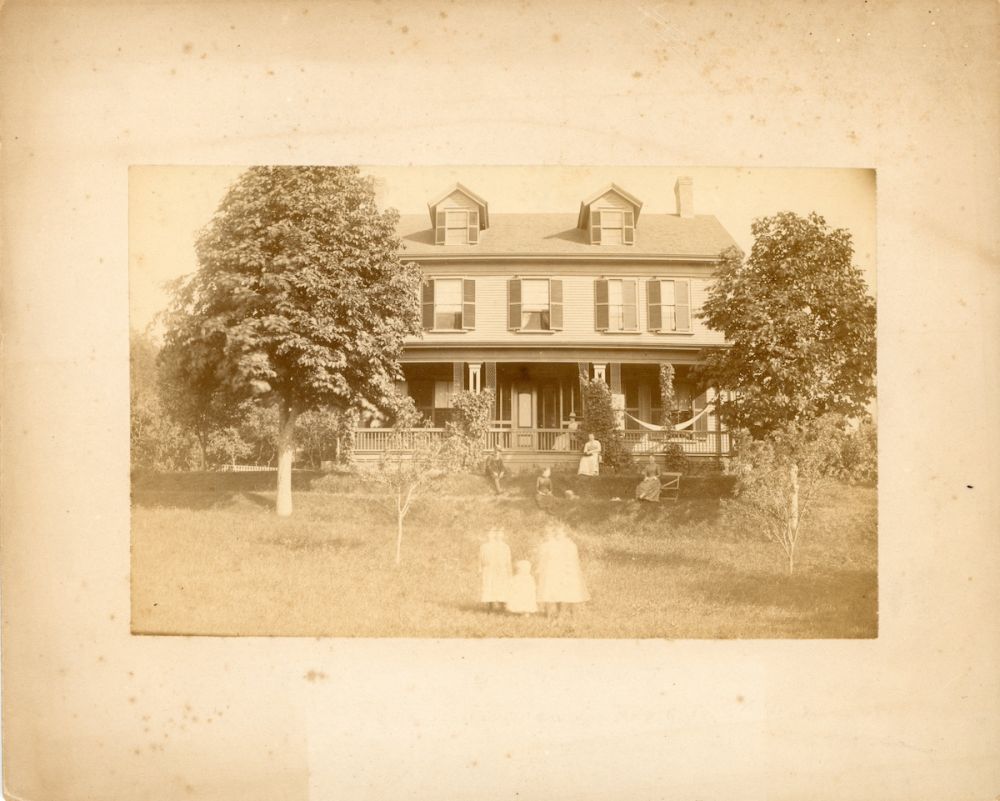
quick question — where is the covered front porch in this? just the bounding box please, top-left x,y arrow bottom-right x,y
354,358 -> 730,462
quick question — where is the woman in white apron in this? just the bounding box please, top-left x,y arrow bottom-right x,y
577,432 -> 601,476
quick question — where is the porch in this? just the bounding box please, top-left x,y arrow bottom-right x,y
353,427 -> 731,464
355,358 -> 731,465
393,361 -> 715,429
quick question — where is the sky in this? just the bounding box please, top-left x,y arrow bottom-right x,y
129,165 -> 876,332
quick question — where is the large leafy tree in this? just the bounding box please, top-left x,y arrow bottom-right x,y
699,212 -> 876,438
160,166 -> 422,515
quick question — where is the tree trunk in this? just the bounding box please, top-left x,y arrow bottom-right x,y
276,402 -> 297,517
395,506 -> 404,565
196,431 -> 208,470
787,463 -> 799,574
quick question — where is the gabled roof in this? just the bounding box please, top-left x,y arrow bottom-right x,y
576,183 -> 644,229
426,183 -> 490,229
397,213 -> 737,259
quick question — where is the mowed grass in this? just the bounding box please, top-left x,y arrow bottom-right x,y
131,470 -> 877,638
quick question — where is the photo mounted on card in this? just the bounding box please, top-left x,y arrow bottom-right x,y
129,165 -> 876,638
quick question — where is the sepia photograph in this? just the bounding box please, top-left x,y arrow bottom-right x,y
5,0 -> 998,797
130,165 -> 877,638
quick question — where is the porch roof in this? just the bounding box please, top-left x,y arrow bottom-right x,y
396,213 -> 737,260
399,343 -> 709,364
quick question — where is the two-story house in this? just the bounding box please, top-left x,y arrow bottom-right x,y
355,177 -> 737,467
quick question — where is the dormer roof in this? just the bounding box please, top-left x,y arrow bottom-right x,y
427,183 -> 489,229
576,183 -> 644,229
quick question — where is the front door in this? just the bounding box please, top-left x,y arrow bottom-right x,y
512,383 -> 536,449
539,383 -> 559,429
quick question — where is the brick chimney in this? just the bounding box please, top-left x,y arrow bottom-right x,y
674,176 -> 694,218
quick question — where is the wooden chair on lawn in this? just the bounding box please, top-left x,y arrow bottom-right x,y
660,472 -> 681,502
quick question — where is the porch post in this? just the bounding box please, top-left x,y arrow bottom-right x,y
715,389 -> 725,457
467,363 -> 482,394
577,362 -> 589,418
592,363 -> 607,383
452,361 -> 464,394
609,362 -> 622,394
484,361 -> 497,420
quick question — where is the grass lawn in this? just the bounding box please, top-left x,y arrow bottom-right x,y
131,469 -> 877,638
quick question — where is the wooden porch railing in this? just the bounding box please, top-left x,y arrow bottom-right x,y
354,427 -> 731,457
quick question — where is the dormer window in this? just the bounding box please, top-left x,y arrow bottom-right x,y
435,208 -> 480,244
427,183 -> 489,246
577,183 -> 642,246
590,209 -> 635,245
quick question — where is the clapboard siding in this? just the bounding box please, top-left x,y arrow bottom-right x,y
590,190 -> 632,210
408,266 -> 726,347
438,190 -> 480,211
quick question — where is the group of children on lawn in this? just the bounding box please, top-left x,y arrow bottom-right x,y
478,436 -> 671,616
479,525 -> 589,618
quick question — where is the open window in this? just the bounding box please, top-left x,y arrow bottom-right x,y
594,278 -> 638,331
507,278 -> 563,331
589,208 -> 635,245
646,279 -> 691,332
421,278 -> 476,331
434,208 -> 480,244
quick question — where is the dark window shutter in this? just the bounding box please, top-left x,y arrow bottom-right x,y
623,210 -> 635,245
508,279 -> 522,330
590,209 -> 602,244
462,279 -> 476,330
594,278 -> 609,330
434,210 -> 445,245
647,279 -> 662,330
421,280 -> 435,330
549,279 -> 563,330
623,279 -> 638,330
467,209 -> 479,244
675,279 -> 691,331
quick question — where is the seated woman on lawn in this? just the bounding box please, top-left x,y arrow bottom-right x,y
479,528 -> 512,613
577,433 -> 601,477
535,467 -> 555,510
635,455 -> 662,502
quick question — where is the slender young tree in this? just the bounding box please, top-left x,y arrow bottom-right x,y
160,166 -> 422,515
373,397 -> 454,565
731,414 -> 845,573
699,212 -> 876,438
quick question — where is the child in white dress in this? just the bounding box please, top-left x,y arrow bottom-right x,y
479,528 -> 512,612
535,524 -> 589,618
506,560 -> 538,615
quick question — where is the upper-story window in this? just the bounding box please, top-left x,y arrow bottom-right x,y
428,184 -> 488,245
421,278 -> 476,331
578,185 -> 641,245
434,208 -> 480,244
508,278 -> 563,331
590,209 -> 635,245
647,279 -> 691,332
595,278 -> 638,331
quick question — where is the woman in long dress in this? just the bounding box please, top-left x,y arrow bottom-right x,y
577,432 -> 601,476
479,529 -> 512,612
535,524 -> 589,618
635,455 -> 662,502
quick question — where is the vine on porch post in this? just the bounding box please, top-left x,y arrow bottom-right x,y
658,362 -> 676,428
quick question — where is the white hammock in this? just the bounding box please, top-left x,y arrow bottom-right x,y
624,404 -> 714,432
